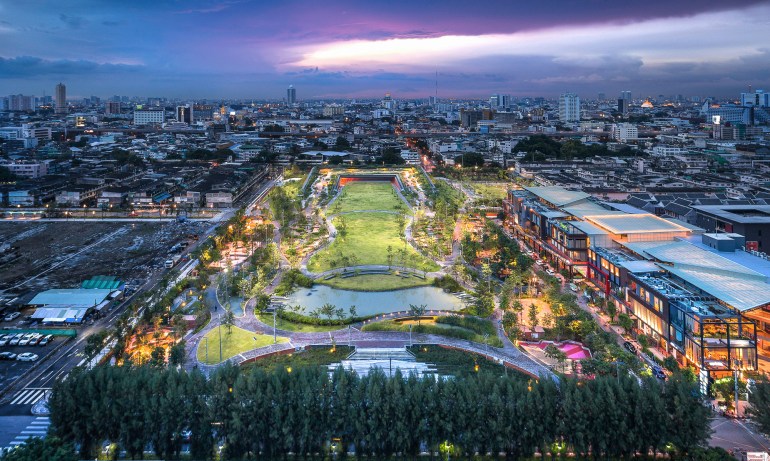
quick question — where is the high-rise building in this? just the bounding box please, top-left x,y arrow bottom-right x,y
558,92 -> 580,122
55,83 -> 67,115
489,94 -> 510,109
105,101 -> 121,115
8,94 -> 36,111
617,98 -> 629,116
620,90 -> 632,101
176,104 -> 194,124
287,85 -> 296,105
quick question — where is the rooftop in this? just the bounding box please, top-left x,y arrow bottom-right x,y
691,205 -> 770,224
29,289 -> 113,307
584,213 -> 691,235
523,186 -> 590,207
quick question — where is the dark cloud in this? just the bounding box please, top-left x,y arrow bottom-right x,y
0,56 -> 144,78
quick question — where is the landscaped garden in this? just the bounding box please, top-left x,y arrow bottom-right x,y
362,315 -> 503,347
307,179 -> 439,275
331,181 -> 409,213
319,273 -> 433,291
242,345 -> 354,373
196,325 -> 288,365
255,312 -> 344,333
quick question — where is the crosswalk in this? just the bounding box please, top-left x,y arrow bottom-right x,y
2,417 -> 49,452
8,388 -> 50,406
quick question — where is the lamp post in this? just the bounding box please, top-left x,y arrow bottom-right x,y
218,313 -> 223,363
273,307 -> 277,344
203,337 -> 209,363
409,324 -> 413,347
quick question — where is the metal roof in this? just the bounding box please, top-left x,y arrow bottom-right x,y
31,307 -> 89,323
663,265 -> 770,312
523,186 -> 590,207
29,289 -> 112,307
584,213 -> 691,234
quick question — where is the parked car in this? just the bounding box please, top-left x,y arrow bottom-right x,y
38,334 -> 53,346
0,334 -> 10,346
623,341 -> 638,355
3,311 -> 21,322
0,351 -> 17,360
27,334 -> 42,346
652,366 -> 666,380
546,268 -> 556,276
9,333 -> 24,346
16,352 -> 39,362
569,283 -> 578,292
18,333 -> 36,346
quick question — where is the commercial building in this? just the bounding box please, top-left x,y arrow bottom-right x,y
559,92 -> 580,122
29,288 -> 117,324
504,185 -> 769,386
105,101 -> 121,115
692,205 -> 770,251
133,109 -> 165,125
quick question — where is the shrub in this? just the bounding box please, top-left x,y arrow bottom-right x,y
435,315 -> 496,336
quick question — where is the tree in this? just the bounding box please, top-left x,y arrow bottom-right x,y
528,302 -> 539,328
617,313 -> 634,335
408,304 -> 427,325
168,341 -> 186,367
0,436 -> 78,461
320,302 -> 336,320
544,344 -> 568,372
606,300 -> 618,321
150,346 -> 166,367
334,136 -> 351,150
222,308 -> 235,335
747,378 -> 770,436
380,147 -> 406,165
348,305 -> 357,319
386,245 -> 394,269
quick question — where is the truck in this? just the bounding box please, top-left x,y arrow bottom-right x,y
164,255 -> 181,269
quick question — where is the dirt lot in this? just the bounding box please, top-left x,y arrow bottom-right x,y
0,220 -> 209,297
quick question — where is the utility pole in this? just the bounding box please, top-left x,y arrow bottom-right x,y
273,307 -> 277,343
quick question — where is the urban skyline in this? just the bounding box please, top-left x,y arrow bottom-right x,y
2,0 -> 770,99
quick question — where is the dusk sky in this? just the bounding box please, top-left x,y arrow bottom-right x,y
2,0 -> 770,100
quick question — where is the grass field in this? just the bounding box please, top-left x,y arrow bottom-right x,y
307,213 -> 439,272
332,182 -> 409,214
196,325 -> 289,365
242,345 -> 354,373
467,182 -> 508,201
256,313 -> 343,332
319,273 -> 433,291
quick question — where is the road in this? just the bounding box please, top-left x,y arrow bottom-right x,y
0,175 -> 276,451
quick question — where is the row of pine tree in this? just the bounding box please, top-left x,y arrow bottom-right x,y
47,364 -> 713,460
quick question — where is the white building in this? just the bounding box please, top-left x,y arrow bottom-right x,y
613,123 -> 638,142
0,161 -> 48,178
133,109 -> 165,125
400,149 -> 420,165
559,93 -> 580,122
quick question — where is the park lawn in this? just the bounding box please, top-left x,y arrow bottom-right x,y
307,213 -> 439,272
196,325 -> 289,365
256,313 -> 342,333
332,182 -> 409,214
362,319 -> 504,347
319,273 -> 433,291
468,182 -> 508,201
242,345 -> 354,373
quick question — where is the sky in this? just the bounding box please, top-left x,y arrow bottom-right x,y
1,0 -> 770,100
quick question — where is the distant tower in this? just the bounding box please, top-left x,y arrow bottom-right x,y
55,82 -> 67,115
558,92 -> 580,122
287,85 -> 296,105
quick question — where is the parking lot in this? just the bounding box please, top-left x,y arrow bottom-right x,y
0,333 -> 60,387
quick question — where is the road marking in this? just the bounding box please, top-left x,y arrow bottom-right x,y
9,388 -> 50,405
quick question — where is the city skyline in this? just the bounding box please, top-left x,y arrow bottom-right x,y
1,0 -> 770,99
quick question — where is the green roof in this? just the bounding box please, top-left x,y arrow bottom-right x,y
81,276 -> 122,290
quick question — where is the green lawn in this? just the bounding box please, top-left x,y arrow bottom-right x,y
256,313 -> 343,332
242,345 -> 354,373
332,182 -> 409,214
319,273 -> 433,291
467,182 -> 508,201
307,213 -> 439,272
196,325 -> 289,365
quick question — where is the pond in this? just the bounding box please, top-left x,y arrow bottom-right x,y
284,285 -> 467,317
